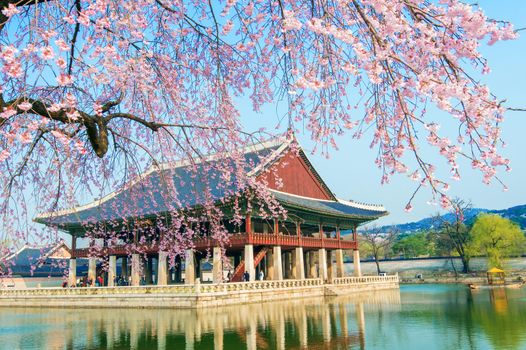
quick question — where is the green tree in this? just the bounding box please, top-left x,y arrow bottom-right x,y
392,232 -> 432,258
469,214 -> 526,269
432,199 -> 473,273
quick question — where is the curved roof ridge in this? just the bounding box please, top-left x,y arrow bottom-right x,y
337,198 -> 386,211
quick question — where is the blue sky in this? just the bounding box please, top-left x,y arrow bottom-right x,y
238,1 -> 526,226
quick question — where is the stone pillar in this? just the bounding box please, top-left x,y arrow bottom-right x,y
131,253 -> 141,286
273,246 -> 283,280
309,251 -> 317,278
213,246 -> 223,283
318,248 -> 328,282
244,244 -> 255,282
292,247 -> 305,280
185,249 -> 195,285
353,249 -> 362,277
267,248 -> 274,280
68,258 -> 77,287
336,249 -> 345,278
121,256 -> 128,280
108,255 -> 117,287
145,256 -> 153,284
283,251 -> 291,279
88,257 -> 97,286
69,235 -> 77,287
327,250 -> 334,281
157,251 -> 168,285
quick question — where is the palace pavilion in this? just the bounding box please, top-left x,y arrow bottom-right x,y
36,137 -> 388,287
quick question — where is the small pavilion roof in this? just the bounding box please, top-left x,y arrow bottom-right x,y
487,267 -> 505,273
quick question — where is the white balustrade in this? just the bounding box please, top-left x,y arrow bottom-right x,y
0,276 -> 396,297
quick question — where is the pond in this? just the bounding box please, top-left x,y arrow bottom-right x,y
0,284 -> 525,349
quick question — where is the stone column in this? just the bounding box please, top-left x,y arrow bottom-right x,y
309,251 -> 317,278
185,249 -> 195,285
244,244 -> 255,282
69,235 -> 77,287
157,251 -> 168,286
121,256 -> 128,280
335,249 -> 345,278
327,250 -> 334,281
145,256 -> 153,284
131,253 -> 141,286
273,246 -> 283,280
353,249 -> 362,277
293,247 -> 305,280
88,257 -> 97,286
267,248 -> 274,280
318,248 -> 328,282
68,258 -> 77,287
283,251 -> 291,279
108,255 -> 117,286
213,246 -> 223,283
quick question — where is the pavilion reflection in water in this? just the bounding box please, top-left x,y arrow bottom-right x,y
3,290 -> 400,350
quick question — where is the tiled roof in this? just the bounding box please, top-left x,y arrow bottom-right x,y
270,190 -> 387,219
35,138 -> 285,226
35,137 -> 387,227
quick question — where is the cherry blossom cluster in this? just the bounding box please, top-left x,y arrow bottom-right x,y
0,0 -> 516,270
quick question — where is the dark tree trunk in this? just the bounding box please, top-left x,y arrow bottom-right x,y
461,256 -> 470,273
374,254 -> 381,274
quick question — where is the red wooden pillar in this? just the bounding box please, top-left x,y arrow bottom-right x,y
319,223 -> 324,242
274,218 -> 279,235
246,214 -> 252,242
296,222 -> 301,237
336,225 -> 341,249
353,224 -> 358,242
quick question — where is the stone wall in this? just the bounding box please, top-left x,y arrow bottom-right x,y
346,257 -> 526,276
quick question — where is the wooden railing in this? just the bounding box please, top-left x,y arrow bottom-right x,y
73,234 -> 357,258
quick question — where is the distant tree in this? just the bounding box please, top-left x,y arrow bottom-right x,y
432,199 -> 472,273
392,232 -> 432,258
359,226 -> 397,274
469,214 -> 526,269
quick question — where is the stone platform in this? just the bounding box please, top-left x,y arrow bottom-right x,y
0,276 -> 398,309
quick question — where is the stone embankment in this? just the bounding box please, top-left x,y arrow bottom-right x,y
0,276 -> 398,309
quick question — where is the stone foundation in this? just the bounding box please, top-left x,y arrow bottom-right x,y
0,276 -> 399,309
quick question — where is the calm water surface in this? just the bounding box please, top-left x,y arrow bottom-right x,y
1,284 -> 525,350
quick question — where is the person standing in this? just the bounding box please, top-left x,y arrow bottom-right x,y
259,270 -> 264,281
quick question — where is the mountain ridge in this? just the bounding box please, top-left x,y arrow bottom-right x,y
378,204 -> 526,233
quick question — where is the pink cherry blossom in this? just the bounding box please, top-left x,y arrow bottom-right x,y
0,0 -> 518,272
